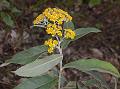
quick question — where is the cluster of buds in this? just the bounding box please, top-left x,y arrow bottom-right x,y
33,8 -> 76,53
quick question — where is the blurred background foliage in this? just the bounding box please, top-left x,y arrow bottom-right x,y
0,0 -> 120,89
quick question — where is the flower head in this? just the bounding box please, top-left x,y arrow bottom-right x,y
33,8 -> 76,54
33,8 -> 72,25
44,38 -> 58,53
64,29 -> 76,39
42,8 -> 72,24
46,23 -> 62,37
33,14 -> 44,25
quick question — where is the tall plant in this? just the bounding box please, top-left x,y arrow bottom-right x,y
5,8 -> 120,89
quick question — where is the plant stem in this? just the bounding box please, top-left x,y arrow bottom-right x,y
56,36 -> 63,89
58,60 -> 62,89
114,77 -> 117,89
58,45 -> 62,89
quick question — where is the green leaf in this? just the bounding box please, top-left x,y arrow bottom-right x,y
75,27 -> 101,40
14,74 -> 57,89
8,45 -> 47,64
63,21 -> 75,30
0,0 -> 10,9
11,7 -> 21,13
0,12 -> 14,26
63,59 -> 120,78
89,0 -> 101,7
61,39 -> 70,49
50,68 -> 67,87
76,83 -> 88,89
63,81 -> 76,89
61,27 -> 101,49
83,79 -> 98,87
82,79 -> 105,89
63,81 -> 88,89
86,71 -> 110,89
14,54 -> 63,77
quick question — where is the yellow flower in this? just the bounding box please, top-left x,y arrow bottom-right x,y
46,28 -> 56,36
33,14 -> 44,25
44,38 -> 58,53
57,31 -> 62,37
43,8 -> 72,24
48,47 -> 54,53
33,8 -> 76,54
52,24 -> 57,28
57,25 -> 62,31
47,23 -> 52,28
53,40 -> 58,45
57,20 -> 63,24
33,7 -> 72,26
46,23 -> 62,36
64,29 -> 76,39
66,15 -> 72,22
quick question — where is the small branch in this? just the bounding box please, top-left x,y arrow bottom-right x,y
60,37 -> 65,44
30,25 -> 45,28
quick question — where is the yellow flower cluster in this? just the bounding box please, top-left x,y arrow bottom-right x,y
65,29 -> 76,39
33,8 -> 76,53
33,14 -> 44,25
44,38 -> 58,53
46,23 -> 62,37
43,8 -> 72,24
33,8 -> 72,25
